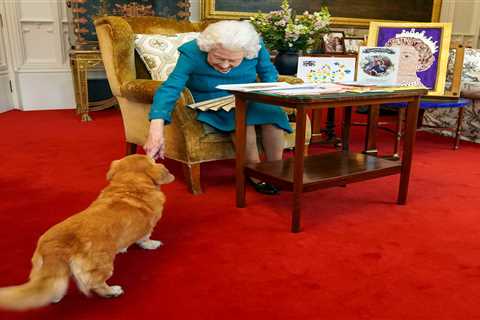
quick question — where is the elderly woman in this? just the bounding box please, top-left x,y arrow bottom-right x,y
144,20 -> 291,195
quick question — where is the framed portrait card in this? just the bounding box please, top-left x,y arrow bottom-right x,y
356,47 -> 401,85
297,57 -> 356,83
368,22 -> 452,95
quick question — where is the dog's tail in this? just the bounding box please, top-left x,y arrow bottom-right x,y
0,251 -> 70,311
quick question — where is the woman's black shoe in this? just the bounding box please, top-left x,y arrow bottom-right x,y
247,178 -> 279,195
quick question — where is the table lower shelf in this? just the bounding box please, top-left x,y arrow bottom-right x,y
244,151 -> 402,192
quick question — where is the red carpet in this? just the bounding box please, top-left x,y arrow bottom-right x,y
0,108 -> 479,319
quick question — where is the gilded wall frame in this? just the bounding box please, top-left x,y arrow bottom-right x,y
201,0 -> 442,27
367,22 -> 452,96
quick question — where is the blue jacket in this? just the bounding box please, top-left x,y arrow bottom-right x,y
149,39 -> 291,133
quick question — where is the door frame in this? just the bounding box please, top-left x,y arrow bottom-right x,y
0,2 -> 20,110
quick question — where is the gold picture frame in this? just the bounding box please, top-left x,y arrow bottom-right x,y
367,22 -> 452,96
201,0 -> 442,27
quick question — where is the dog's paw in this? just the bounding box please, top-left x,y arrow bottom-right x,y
137,239 -> 163,250
105,285 -> 124,298
51,296 -> 63,304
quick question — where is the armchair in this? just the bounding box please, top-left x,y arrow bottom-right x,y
94,16 -> 310,194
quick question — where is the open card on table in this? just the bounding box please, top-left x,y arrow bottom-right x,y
356,47 -> 401,85
217,82 -> 348,95
260,83 -> 347,95
216,82 -> 291,92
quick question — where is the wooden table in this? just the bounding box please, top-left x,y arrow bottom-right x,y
70,50 -> 117,121
231,88 -> 428,233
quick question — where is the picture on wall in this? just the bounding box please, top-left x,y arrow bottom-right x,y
297,56 -> 356,83
68,0 -> 190,49
367,22 -> 452,95
344,37 -> 365,54
202,0 -> 442,26
323,32 -> 345,54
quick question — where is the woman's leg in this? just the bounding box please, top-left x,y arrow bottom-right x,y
231,125 -> 260,163
232,125 -> 280,195
261,124 -> 285,161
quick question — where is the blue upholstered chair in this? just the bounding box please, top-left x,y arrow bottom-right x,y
373,46 -> 471,158
387,98 -> 472,158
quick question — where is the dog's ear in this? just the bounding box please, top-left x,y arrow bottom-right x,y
146,163 -> 174,185
106,160 -> 120,181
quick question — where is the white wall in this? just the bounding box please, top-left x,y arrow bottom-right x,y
441,0 -> 480,48
3,0 -> 74,110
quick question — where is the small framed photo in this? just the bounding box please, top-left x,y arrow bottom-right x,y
323,32 -> 345,54
343,37 -> 365,54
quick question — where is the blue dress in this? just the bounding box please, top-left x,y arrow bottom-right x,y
149,40 -> 292,133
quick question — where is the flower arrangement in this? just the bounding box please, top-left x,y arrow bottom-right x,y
250,0 -> 330,52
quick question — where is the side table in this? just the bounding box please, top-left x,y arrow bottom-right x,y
231,88 -> 427,233
70,50 -> 117,121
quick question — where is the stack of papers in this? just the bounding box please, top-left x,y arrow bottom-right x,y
187,95 -> 235,112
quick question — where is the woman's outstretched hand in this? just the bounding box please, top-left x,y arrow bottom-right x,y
144,119 -> 165,160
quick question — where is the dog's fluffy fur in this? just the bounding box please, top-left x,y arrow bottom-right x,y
0,155 -> 174,311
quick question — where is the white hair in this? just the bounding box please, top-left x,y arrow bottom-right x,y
197,20 -> 261,59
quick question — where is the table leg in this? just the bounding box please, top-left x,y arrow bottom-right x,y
342,106 -> 352,152
398,97 -> 420,205
76,60 -> 92,122
292,106 -> 306,233
235,97 -> 247,208
364,104 -> 379,155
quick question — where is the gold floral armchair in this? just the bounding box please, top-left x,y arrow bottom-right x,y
94,16 -> 310,194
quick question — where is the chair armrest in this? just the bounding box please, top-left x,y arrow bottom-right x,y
120,79 -> 201,129
121,79 -> 195,106
121,79 -> 163,104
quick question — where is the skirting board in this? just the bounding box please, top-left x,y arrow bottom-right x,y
17,71 -> 76,110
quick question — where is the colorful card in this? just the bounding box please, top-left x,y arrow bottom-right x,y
297,57 -> 356,83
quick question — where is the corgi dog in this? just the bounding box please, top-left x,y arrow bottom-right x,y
0,155 -> 174,310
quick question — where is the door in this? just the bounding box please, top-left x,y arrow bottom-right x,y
0,7 -> 14,113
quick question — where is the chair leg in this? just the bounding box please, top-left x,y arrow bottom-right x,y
182,163 -> 202,195
126,142 -> 137,155
454,107 -> 465,150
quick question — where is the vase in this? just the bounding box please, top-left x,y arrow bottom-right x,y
274,50 -> 300,75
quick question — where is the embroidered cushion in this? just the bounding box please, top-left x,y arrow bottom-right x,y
134,32 -> 200,81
